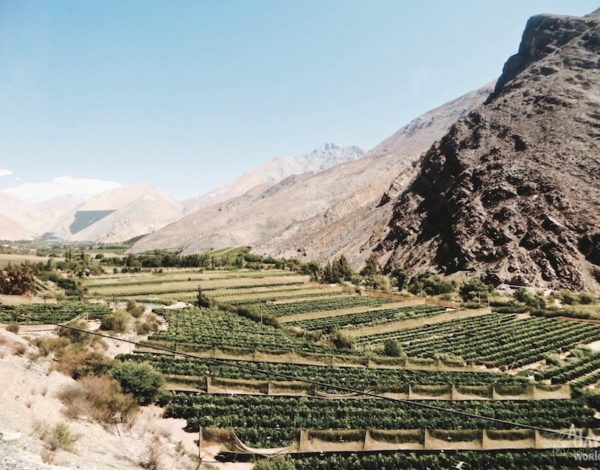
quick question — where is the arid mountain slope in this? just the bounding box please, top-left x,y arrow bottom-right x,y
378,12 -> 600,291
49,184 -> 183,243
0,194 -> 46,240
130,84 -> 493,258
184,143 -> 364,213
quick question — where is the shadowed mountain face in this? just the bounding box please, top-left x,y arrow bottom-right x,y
129,85 -> 493,261
378,12 -> 600,291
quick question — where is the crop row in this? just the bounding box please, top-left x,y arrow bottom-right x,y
286,305 -> 447,331
290,450 -> 590,470
357,314 -> 600,368
148,308 -> 334,354
536,352 -> 600,384
0,302 -> 111,324
91,274 -> 307,294
121,353 -> 524,389
223,292 -> 346,306
164,393 -> 597,447
85,270 -> 298,287
252,296 -> 388,318
404,316 -> 600,368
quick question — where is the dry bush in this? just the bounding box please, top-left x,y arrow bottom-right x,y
58,319 -> 107,350
33,420 -> 80,454
54,347 -> 113,379
5,323 -> 19,334
29,336 -> 70,359
100,310 -> 131,333
58,376 -> 138,424
139,435 -> 163,470
135,314 -> 161,335
127,300 -> 146,319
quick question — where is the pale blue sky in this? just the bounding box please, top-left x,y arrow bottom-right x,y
0,0 -> 596,200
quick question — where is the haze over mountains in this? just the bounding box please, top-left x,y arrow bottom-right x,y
130,84 -> 493,260
184,143 -> 365,213
1,9 -> 597,292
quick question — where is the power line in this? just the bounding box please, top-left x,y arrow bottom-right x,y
35,319 -> 600,445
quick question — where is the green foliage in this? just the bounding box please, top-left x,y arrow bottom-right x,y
359,254 -> 380,277
407,271 -> 454,296
390,268 -> 408,291
196,287 -> 214,308
383,339 -> 404,358
513,288 -> 545,309
459,278 -> 493,302
0,263 -> 36,295
111,361 -> 165,405
254,456 -> 296,470
322,256 -> 354,283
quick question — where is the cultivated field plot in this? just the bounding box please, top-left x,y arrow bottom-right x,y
0,301 -> 110,324
536,351 -> 600,386
147,308 -> 336,354
250,296 -> 389,318
165,393 -> 597,447
286,305 -> 448,331
85,270 -> 309,298
356,313 -> 600,368
97,267 -> 600,463
122,353 -> 525,390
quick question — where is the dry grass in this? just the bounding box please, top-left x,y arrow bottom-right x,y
58,376 -> 138,424
33,420 -> 80,458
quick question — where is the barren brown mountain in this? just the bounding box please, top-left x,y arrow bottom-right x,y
377,11 -> 600,292
130,84 -> 493,262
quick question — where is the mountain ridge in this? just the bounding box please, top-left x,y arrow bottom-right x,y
376,12 -> 600,291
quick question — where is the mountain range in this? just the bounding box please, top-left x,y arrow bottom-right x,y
1,9 -> 597,292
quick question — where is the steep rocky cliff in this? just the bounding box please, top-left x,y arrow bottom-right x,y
378,12 -> 600,291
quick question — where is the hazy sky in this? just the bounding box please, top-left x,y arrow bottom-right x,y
0,0 -> 596,200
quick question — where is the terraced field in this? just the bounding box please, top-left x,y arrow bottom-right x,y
0,301 -> 110,324
79,268 -> 600,465
356,313 -> 600,367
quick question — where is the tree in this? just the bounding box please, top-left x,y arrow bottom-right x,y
0,263 -> 36,295
196,287 -> 213,308
391,268 -> 408,291
459,278 -> 493,303
111,361 -> 165,405
407,271 -> 454,296
360,254 -> 380,277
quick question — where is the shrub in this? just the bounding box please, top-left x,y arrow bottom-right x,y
135,314 -> 161,335
100,310 -> 130,333
5,323 -> 19,334
29,336 -> 70,358
459,278 -> 493,302
330,330 -> 355,350
383,339 -> 405,358
126,300 -> 145,318
58,376 -> 138,424
33,421 -> 80,453
111,361 -> 165,405
54,348 -> 113,379
407,271 -> 454,296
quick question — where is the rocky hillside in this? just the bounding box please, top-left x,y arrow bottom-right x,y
130,84 -> 493,259
184,143 -> 364,213
377,11 -> 600,291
